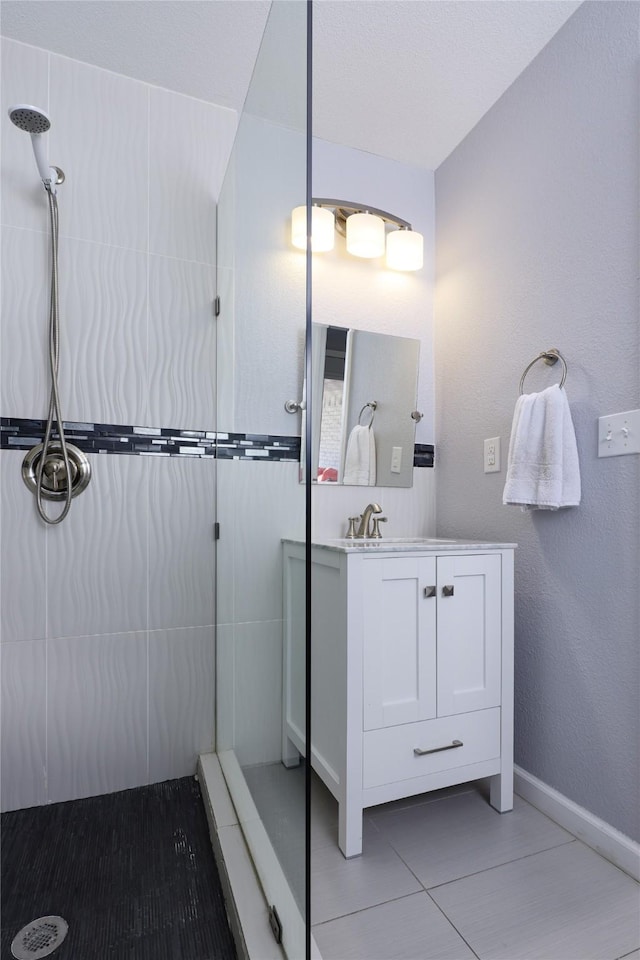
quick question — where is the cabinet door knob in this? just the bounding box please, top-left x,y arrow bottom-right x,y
442,584 -> 454,597
414,740 -> 463,756
423,585 -> 436,598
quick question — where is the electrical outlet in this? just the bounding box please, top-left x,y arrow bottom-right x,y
598,409 -> 640,457
390,446 -> 402,474
484,437 -> 501,473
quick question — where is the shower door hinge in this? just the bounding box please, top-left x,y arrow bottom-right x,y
214,295 -> 221,317
268,904 -> 283,944
214,522 -> 220,540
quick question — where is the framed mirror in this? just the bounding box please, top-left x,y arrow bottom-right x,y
304,324 -> 420,487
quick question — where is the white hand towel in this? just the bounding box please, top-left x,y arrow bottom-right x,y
343,425 -> 376,486
503,384 -> 581,510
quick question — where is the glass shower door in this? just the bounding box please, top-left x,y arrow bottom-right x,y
215,2 -> 310,957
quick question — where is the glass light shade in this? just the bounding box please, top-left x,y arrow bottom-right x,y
291,205 -> 335,252
386,228 -> 424,271
346,212 -> 386,259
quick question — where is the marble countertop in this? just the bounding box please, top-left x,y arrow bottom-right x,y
283,537 -> 517,553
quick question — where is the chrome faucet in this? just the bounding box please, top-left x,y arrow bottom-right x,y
355,503 -> 383,539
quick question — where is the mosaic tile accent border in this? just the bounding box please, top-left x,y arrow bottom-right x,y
414,443 -> 435,468
0,418 -> 300,462
1,418 -> 434,466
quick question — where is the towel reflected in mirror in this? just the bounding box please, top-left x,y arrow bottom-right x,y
343,424 -> 377,486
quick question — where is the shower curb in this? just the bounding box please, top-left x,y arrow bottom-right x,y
198,754 -> 286,960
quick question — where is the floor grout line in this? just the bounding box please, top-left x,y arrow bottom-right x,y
310,890 -> 430,929
421,838 -> 578,893
366,790 -> 581,895
424,887 -> 482,960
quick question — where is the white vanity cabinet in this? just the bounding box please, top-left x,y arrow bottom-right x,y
282,539 -> 515,858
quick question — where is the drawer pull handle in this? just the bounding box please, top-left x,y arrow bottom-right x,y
423,585 -> 436,598
442,584 -> 454,597
414,739 -> 463,756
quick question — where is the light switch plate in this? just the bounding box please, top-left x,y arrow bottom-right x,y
598,409 -> 640,457
390,446 -> 402,474
484,437 -> 501,473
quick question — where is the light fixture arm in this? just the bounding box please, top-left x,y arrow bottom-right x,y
312,198 -> 412,236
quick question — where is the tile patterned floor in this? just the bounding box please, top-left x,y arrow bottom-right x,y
313,783 -> 639,960
244,763 -> 640,960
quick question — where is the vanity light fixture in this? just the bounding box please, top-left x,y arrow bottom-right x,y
290,199 -> 424,271
291,204 -> 335,252
346,211 -> 386,259
386,226 -> 424,272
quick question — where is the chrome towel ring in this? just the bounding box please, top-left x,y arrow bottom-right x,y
358,401 -> 377,427
519,348 -> 568,395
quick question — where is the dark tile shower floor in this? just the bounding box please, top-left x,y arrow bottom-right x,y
1,777 -> 236,959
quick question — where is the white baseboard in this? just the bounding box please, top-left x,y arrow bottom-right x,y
514,764 -> 640,882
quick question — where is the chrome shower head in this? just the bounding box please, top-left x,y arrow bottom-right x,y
9,104 -> 51,134
8,103 -> 62,190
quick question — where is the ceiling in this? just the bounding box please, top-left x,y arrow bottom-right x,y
0,0 -> 581,169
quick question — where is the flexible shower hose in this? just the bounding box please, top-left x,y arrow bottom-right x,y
35,184 -> 73,524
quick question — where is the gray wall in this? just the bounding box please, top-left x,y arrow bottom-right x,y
435,2 -> 639,840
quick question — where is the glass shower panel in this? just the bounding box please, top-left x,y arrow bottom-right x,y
215,2 -> 310,956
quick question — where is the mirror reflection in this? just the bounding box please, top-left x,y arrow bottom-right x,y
308,324 -> 420,487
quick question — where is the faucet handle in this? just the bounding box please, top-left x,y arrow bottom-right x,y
370,517 -> 388,539
345,516 -> 360,539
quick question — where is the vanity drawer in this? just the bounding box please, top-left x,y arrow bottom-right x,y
362,708 -> 500,788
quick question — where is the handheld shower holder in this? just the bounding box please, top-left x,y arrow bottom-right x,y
44,166 -> 65,192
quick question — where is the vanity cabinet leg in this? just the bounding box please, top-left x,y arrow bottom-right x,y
489,769 -> 514,812
338,798 -> 363,858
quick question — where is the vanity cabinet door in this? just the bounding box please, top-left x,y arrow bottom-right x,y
436,554 -> 502,717
363,556 -> 437,730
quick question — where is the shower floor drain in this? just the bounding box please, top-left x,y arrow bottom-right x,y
10,916 -> 68,959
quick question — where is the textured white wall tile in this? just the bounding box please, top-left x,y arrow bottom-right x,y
215,459 -> 236,627
46,454 -> 148,638
215,623 -> 235,751
216,266 -> 235,431
1,38 -> 49,232
47,631 -> 148,803
59,237 -> 148,424
0,639 -> 47,811
148,626 -> 215,782
149,86 -> 236,263
234,619 -> 283,767
49,54 -> 148,250
1,226 -> 50,417
217,154 -> 235,272
234,258 -> 306,435
148,456 -> 215,630
231,461 -> 305,624
231,116 -> 306,435
148,255 -> 216,430
234,117 -> 305,277
0,451 -> 47,643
